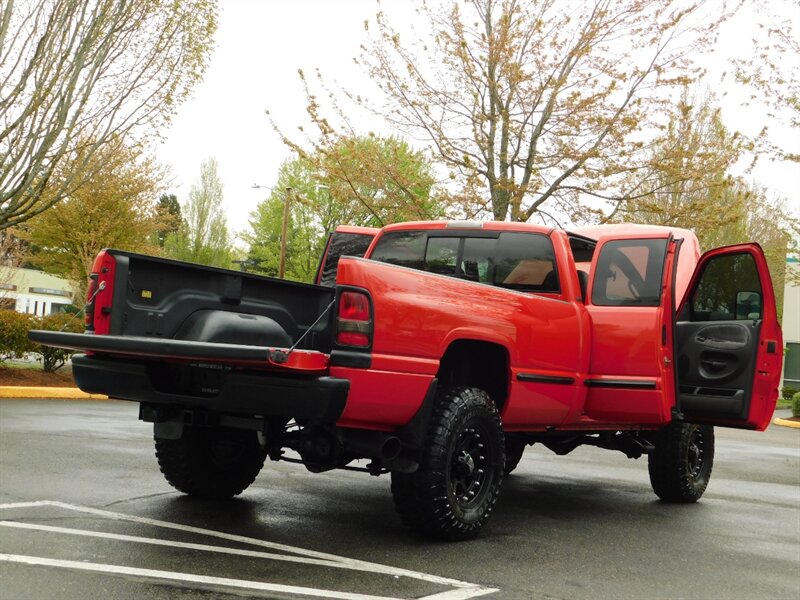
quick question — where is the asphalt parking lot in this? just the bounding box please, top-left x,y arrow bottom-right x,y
1,399 -> 798,599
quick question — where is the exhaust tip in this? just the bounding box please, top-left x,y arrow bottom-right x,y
381,436 -> 402,461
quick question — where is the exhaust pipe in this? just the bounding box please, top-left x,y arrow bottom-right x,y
340,429 -> 402,461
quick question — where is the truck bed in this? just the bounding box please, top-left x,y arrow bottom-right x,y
48,248 -> 336,353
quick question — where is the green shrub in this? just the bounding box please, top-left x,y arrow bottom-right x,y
792,392 -> 800,419
0,310 -> 36,362
782,385 -> 799,400
31,313 -> 84,372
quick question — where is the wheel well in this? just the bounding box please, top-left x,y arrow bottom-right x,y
436,340 -> 509,412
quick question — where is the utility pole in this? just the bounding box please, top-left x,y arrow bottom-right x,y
279,187 -> 291,279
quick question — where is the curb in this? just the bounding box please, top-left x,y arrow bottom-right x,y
773,417 -> 800,429
0,386 -> 108,400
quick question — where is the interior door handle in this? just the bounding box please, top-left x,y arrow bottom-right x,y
701,360 -> 727,372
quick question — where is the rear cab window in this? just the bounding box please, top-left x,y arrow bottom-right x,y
369,229 -> 560,293
316,229 -> 378,286
591,238 -> 668,306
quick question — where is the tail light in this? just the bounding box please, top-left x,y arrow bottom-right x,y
86,250 -> 115,334
336,290 -> 372,347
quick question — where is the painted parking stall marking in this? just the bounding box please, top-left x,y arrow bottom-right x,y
0,500 -> 498,599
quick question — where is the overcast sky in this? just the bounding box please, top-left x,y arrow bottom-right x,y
155,0 -> 800,237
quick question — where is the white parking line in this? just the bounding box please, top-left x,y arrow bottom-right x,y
0,500 -> 499,600
0,553 -> 400,600
0,521 -> 354,569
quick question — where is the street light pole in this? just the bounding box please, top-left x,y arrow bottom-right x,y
279,187 -> 291,279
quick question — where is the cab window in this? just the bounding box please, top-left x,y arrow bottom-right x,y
460,237 -> 496,283
689,253 -> 762,321
493,233 -> 558,292
425,237 -> 459,275
369,231 -> 426,270
317,232 -> 376,286
370,230 -> 559,292
592,239 -> 667,306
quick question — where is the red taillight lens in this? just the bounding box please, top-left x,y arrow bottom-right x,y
86,250 -> 115,334
339,291 -> 370,321
336,291 -> 371,347
85,275 -> 98,328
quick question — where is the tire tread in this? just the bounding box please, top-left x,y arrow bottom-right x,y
155,427 -> 266,499
391,386 -> 504,541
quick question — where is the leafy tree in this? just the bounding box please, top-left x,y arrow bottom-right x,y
614,91 -> 798,318
244,159 -> 335,282
243,136 -> 444,282
315,135 -> 444,227
22,137 -> 163,301
244,185 -> 317,282
164,158 -> 233,268
269,114 -> 446,227
0,0 -> 218,229
705,185 -> 797,322
284,0 -> 737,223
155,194 -> 182,247
611,90 -> 752,239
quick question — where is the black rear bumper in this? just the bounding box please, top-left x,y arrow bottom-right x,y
71,354 -> 348,422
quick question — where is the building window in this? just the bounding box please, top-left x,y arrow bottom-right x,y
784,342 -> 800,386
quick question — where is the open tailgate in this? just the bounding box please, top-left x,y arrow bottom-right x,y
28,330 -> 329,372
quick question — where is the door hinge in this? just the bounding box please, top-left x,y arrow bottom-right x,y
663,356 -> 672,366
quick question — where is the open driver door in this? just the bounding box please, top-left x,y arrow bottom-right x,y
667,243 -> 783,431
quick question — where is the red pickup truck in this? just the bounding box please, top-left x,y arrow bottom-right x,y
31,220 -> 783,540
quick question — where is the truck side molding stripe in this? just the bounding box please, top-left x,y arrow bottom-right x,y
584,379 -> 658,390
516,373 -> 575,385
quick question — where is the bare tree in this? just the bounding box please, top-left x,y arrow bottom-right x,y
0,228 -> 27,309
730,0 -> 800,163
0,0 -> 218,229
350,0 -> 738,223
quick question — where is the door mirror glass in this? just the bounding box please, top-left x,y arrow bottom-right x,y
736,291 -> 762,320
688,252 -> 762,321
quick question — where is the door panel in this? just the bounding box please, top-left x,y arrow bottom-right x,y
676,320 -> 760,420
674,244 -> 782,430
584,235 -> 672,424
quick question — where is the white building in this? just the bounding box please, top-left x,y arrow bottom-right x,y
0,267 -> 75,316
783,255 -> 800,388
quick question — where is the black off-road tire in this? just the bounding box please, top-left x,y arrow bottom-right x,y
391,386 -> 505,541
648,422 -> 714,503
504,437 -> 526,476
155,426 -> 267,499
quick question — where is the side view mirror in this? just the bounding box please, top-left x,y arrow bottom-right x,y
736,290 -> 762,320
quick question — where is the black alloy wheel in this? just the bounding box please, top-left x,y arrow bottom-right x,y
648,422 -> 715,503
391,386 -> 505,541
